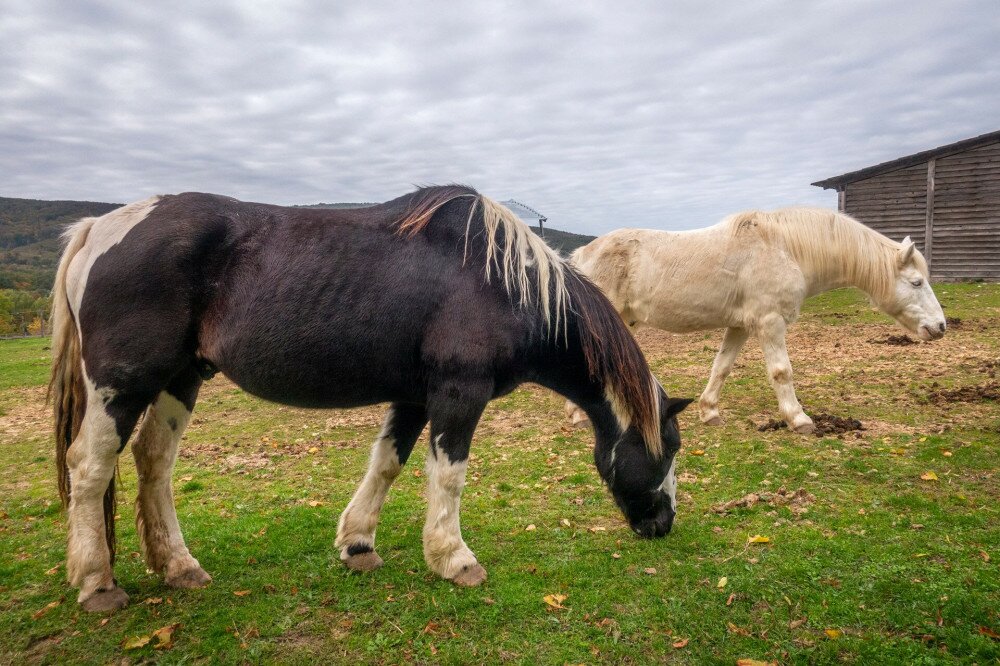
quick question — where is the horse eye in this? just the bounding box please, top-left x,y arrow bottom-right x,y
911,279 -> 923,288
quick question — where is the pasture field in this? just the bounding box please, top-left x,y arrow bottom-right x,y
1,285 -> 998,665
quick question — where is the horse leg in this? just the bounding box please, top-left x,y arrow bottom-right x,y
67,382 -> 148,612
423,380 -> 489,586
132,367 -> 211,589
336,403 -> 427,572
564,399 -> 590,428
698,326 -> 749,425
757,315 -> 814,434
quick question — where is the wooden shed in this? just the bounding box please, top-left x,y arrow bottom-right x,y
812,130 -> 1000,281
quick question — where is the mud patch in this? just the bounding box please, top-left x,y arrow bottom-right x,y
945,316 -> 962,329
869,334 -> 918,346
757,413 -> 865,437
980,360 -> 1000,379
927,382 -> 1000,403
712,487 -> 815,515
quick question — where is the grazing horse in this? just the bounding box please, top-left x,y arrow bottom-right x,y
565,207 -> 946,433
49,185 -> 691,612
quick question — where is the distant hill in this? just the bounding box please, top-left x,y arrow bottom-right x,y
0,197 -> 122,290
0,196 -> 595,291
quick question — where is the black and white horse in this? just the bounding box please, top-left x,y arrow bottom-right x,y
50,186 -> 691,611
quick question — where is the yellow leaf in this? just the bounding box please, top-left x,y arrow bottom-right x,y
122,635 -> 152,650
144,597 -> 163,605
825,629 -> 842,639
689,449 -> 705,456
525,524 -> 536,531
919,437 -> 927,442
717,576 -> 728,589
308,447 -> 319,454
920,471 -> 939,481
889,448 -> 907,455
671,638 -> 689,648
233,590 -> 251,597
543,593 -> 567,609
560,518 -> 571,527
308,500 -> 323,507
941,450 -> 953,457
32,599 -> 61,620
152,623 -> 179,649
748,535 -> 771,544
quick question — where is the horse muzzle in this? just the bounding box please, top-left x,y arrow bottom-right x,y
631,507 -> 674,539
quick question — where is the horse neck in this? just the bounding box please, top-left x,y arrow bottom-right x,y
772,211 -> 897,302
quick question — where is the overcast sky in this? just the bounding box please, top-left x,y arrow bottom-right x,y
2,1 -> 997,234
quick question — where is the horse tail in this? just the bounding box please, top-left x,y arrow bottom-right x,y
48,217 -> 118,561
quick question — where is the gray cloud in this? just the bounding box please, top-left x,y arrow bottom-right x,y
1,0 -> 997,233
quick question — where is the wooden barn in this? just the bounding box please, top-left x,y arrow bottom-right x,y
812,130 -> 1000,281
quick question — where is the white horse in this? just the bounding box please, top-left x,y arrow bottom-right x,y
566,207 -> 947,433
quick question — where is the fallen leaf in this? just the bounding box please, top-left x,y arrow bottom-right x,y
717,576 -> 728,589
144,597 -> 163,605
671,638 -> 689,648
543,593 -> 567,609
643,567 -> 657,575
233,590 -> 251,597
612,552 -> 621,559
979,550 -> 990,563
525,524 -> 536,531
941,450 -> 953,457
308,500 -> 323,507
689,449 -> 705,456
748,535 -> 771,544
978,625 -> 1000,640
889,448 -> 907,455
422,621 -> 440,635
726,593 -> 735,606
736,660 -> 777,666
789,618 -> 806,629
122,635 -> 151,650
413,469 -> 422,477
179,475 -> 193,482
98,618 -> 110,628
588,526 -> 606,533
152,623 -> 179,649
45,564 -> 60,576
824,629 -> 842,639
727,622 -> 751,636
560,518 -> 571,527
920,471 -> 939,481
32,599 -> 61,620
307,447 -> 319,454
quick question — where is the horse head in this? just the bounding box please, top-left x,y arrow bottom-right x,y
880,237 -> 947,341
594,393 -> 692,538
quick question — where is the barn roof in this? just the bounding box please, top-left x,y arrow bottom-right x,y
811,129 -> 1000,190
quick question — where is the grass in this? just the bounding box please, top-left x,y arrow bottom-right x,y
1,285 -> 998,664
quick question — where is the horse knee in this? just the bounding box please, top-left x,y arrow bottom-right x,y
769,364 -> 792,384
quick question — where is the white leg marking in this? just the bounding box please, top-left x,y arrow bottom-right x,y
133,392 -> 207,585
66,373 -> 121,602
423,447 -> 478,580
698,326 -> 749,425
336,413 -> 401,559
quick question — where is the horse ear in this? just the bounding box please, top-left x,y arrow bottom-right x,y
663,397 -> 693,418
898,237 -> 916,268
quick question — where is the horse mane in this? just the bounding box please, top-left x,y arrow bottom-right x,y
397,186 -> 662,456
725,207 -> 927,303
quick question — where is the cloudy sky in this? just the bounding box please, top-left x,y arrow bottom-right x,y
2,1 -> 997,234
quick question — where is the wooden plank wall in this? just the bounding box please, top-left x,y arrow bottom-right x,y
843,140 -> 1000,281
932,140 -> 1000,280
844,162 -> 928,250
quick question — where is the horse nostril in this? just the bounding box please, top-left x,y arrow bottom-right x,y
939,322 -> 946,333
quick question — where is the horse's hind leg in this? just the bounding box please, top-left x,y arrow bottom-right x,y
132,366 -> 211,588
757,315 -> 813,434
67,382 -> 149,611
336,403 -> 427,572
698,326 -> 749,425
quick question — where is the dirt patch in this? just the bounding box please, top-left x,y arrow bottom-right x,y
927,382 -> 1000,404
980,360 -> 1000,379
757,413 -> 865,437
945,316 -> 963,329
712,487 -> 815,515
869,334 -> 918,346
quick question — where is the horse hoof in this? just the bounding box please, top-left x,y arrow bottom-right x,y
166,566 -> 212,589
344,551 -> 384,572
572,418 -> 591,430
702,415 -> 724,426
792,422 -> 815,435
451,563 -> 487,587
81,586 -> 129,612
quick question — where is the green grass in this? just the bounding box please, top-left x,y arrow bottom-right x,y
1,286 -> 998,664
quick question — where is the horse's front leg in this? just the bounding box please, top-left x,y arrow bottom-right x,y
757,315 -> 813,434
336,403 -> 427,571
423,379 -> 489,586
698,326 -> 749,425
